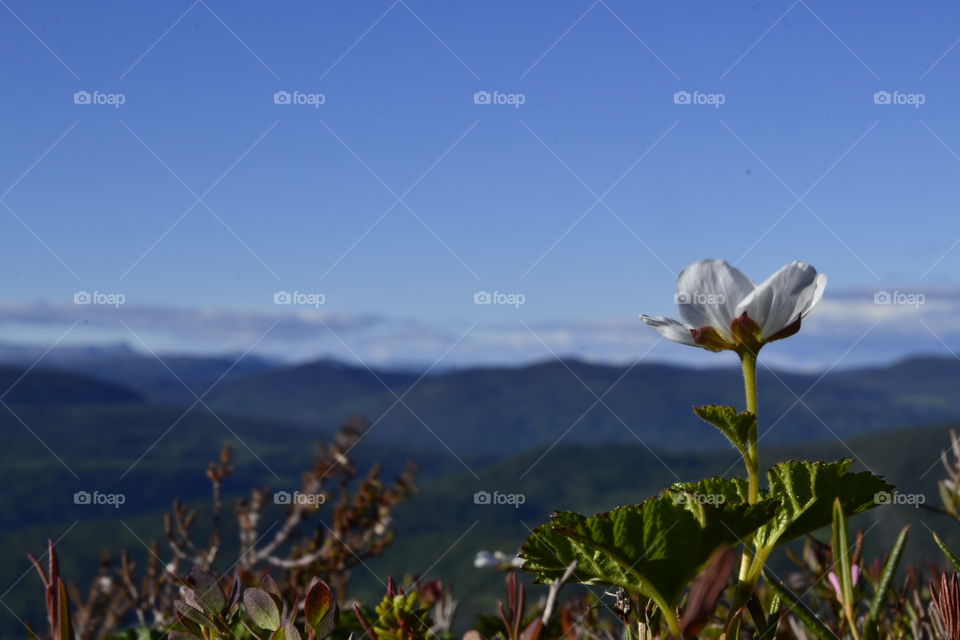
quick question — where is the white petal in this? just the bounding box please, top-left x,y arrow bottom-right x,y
474,551 -> 498,569
735,262 -> 826,339
675,259 -> 755,339
801,273 -> 828,319
640,314 -> 699,348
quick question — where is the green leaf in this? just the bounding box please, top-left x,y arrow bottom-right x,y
669,476 -> 749,506
755,460 -> 892,550
244,587 -> 282,631
56,577 -> 73,640
304,578 -> 337,639
520,493 -> 776,608
869,524 -> 908,621
933,531 -> 960,571
186,567 -> 226,615
832,498 -> 856,624
693,405 -> 756,459
672,460 -> 892,585
261,574 -> 282,599
174,601 -> 219,631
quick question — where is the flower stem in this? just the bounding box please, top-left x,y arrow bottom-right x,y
741,350 -> 759,503
738,349 -> 760,583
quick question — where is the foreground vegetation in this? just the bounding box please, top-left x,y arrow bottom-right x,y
17,417 -> 960,640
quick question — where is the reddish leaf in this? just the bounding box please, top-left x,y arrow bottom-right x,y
305,578 -> 337,639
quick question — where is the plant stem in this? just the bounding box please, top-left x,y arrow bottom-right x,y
741,349 -> 759,503
646,589 -> 681,639
661,607 -> 681,640
738,350 -> 760,581
725,350 -> 769,632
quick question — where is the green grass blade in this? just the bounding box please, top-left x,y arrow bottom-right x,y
933,531 -> 960,571
832,499 -> 855,612
867,525 -> 910,625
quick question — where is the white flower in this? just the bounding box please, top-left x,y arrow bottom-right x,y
640,259 -> 827,353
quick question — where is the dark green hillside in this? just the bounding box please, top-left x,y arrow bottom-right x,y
42,353 -> 279,405
203,359 -> 421,422
204,356 -> 960,455
0,402 -> 466,532
0,366 -> 144,406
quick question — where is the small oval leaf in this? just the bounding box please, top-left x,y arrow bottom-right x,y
305,578 -> 337,639
174,600 -> 218,631
261,574 -> 282,598
244,587 -> 282,631
187,566 -> 226,615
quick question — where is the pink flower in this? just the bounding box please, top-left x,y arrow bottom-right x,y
828,564 -> 860,603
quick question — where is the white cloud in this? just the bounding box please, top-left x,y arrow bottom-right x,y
2,285 -> 960,371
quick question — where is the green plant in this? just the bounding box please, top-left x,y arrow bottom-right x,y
352,578 -> 439,640
167,566 -> 337,640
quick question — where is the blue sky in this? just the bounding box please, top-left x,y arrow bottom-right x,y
3,0 -> 960,368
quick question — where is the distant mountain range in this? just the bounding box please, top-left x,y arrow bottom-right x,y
0,342 -> 278,404
201,355 -> 960,454
7,347 -> 960,456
